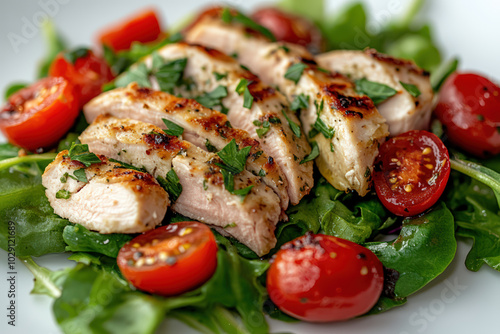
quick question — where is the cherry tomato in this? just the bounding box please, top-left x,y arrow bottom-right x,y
0,77 -> 79,151
117,221 -> 218,296
373,130 -> 450,217
267,233 -> 384,322
434,72 -> 500,158
251,7 -> 325,53
49,49 -> 115,107
97,9 -> 162,52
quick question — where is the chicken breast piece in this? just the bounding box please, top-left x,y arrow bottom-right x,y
42,151 -> 168,234
185,8 -> 389,196
317,49 -> 434,135
80,115 -> 281,255
83,83 -> 289,212
136,42 -> 313,204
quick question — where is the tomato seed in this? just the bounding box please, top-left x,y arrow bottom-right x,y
360,266 -> 368,275
422,147 -> 432,155
425,164 -> 434,170
404,184 -> 413,192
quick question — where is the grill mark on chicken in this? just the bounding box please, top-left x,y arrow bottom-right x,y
364,48 -> 428,76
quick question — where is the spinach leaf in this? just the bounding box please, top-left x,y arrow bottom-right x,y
63,224 -> 133,258
0,143 -> 19,160
365,203 -> 456,298
355,78 -> 397,105
4,82 -> 28,100
22,256 -> 70,298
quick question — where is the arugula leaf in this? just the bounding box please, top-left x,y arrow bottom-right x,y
115,62 -> 151,88
37,20 -> 67,78
63,47 -> 90,64
290,93 -> 309,111
161,118 -> 184,137
221,8 -> 276,42
155,58 -> 188,93
56,189 -> 71,199
67,143 -> 101,167
195,85 -> 228,113
300,141 -> 319,164
400,81 -> 421,97
355,78 -> 398,105
157,169 -> 183,201
205,139 -> 218,153
284,63 -> 306,84
216,139 -> 252,174
63,224 -> 133,258
4,82 -> 28,100
281,110 -> 302,137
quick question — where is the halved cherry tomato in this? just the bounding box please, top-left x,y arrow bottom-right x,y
97,9 -> 162,52
49,49 -> 115,107
0,77 -> 79,151
117,221 -> 218,296
251,7 -> 325,53
434,72 -> 500,158
373,130 -> 450,217
267,233 -> 384,322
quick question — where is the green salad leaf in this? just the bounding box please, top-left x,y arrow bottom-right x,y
37,20 -> 67,78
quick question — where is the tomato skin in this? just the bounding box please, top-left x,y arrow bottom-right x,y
0,77 -> 79,151
117,222 -> 218,296
434,72 -> 500,158
98,9 -> 162,51
373,130 -> 450,217
49,50 -> 114,107
251,7 -> 325,53
267,233 -> 384,322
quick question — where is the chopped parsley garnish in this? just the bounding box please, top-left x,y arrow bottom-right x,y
157,169 -> 183,201
63,47 -> 90,64
221,8 -> 276,42
300,141 -> 319,164
364,167 -> 371,178
195,85 -> 228,113
255,121 -> 270,138
477,114 -> 485,121
162,118 -> 184,137
223,222 -> 237,228
203,179 -> 208,191
355,78 -> 397,105
313,116 -> 335,139
258,169 -> 266,177
281,110 -> 302,137
213,72 -> 228,81
155,58 -> 188,93
216,139 -> 252,175
115,62 -> 151,88
205,139 -> 218,153
67,143 -> 101,167
60,172 -> 69,183
56,189 -> 71,199
278,45 -> 290,53
290,93 -> 309,111
399,81 -> 421,98
235,78 -> 248,94
71,168 -> 88,183
268,116 -> 281,124
330,143 -> 335,152
284,63 -> 306,84
109,159 -> 147,173
221,169 -> 254,199
235,79 -> 254,109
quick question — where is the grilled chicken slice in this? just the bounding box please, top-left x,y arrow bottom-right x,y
316,49 -> 434,135
80,115 -> 281,255
83,83 -> 289,212
43,151 -> 168,234
138,42 -> 313,204
185,8 -> 389,196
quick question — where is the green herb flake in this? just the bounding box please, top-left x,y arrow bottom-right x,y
63,47 -> 90,65
400,81 -> 421,97
243,86 -> 254,109
72,168 -> 88,183
258,169 -> 266,177
205,139 -> 218,153
256,121 -> 270,138
221,8 -> 276,42
355,78 -> 397,105
155,58 -> 188,93
268,116 -> 281,124
157,169 -> 183,201
216,139 -> 252,174
253,120 -> 262,127
56,189 -> 71,199
67,143 -> 101,167
330,143 -> 335,152
300,141 -> 319,164
477,114 -> 485,122
281,110 -> 302,137
213,72 -> 228,81
162,118 -> 184,137
290,93 -> 309,111
224,222 -> 237,228
60,172 -> 69,183
108,158 -> 147,172
115,62 -> 151,88
203,179 -> 208,191
364,167 -> 371,178
313,116 -> 335,139
221,169 -> 254,200
195,85 -> 228,113
284,63 -> 307,84
278,45 -> 290,53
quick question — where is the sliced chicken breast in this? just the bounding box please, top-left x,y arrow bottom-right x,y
138,42 -> 314,205
83,83 -> 289,212
43,151 -> 168,234
80,115 -> 281,256
317,49 -> 434,135
185,8 -> 389,196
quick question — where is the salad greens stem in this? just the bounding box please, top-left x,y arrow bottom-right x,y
0,153 -> 57,171
21,256 -> 62,298
212,305 -> 250,334
395,0 -> 425,29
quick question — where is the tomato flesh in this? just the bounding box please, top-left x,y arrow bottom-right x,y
117,222 -> 218,296
373,130 -> 450,216
434,72 -> 500,158
49,49 -> 114,107
267,233 -> 384,322
98,9 -> 162,51
251,7 -> 324,53
0,77 -> 79,151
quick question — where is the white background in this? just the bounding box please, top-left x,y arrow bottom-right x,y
1,1 -> 499,333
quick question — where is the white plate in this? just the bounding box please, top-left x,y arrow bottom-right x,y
1,1 -> 499,333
